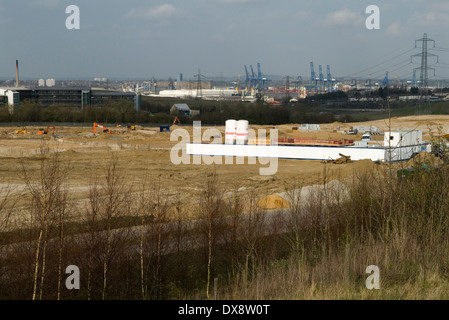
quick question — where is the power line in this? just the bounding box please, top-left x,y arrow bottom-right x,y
389,62 -> 413,74
357,59 -> 411,79
433,46 -> 449,52
343,47 -> 416,78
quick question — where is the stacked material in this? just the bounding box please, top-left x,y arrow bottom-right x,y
277,138 -> 355,146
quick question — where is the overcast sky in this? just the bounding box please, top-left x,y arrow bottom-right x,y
1,0 -> 449,82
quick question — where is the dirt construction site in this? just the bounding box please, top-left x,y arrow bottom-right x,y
1,115 -> 448,226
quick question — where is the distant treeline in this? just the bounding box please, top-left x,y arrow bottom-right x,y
0,98 -> 348,126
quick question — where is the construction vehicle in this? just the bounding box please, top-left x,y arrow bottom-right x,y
15,129 -> 27,134
361,133 -> 371,142
173,116 -> 181,126
127,124 -> 136,131
93,122 -> 111,134
38,126 -> 55,135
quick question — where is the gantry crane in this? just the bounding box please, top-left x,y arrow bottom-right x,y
310,62 -> 318,92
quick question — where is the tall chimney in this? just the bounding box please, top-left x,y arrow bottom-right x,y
15,60 -> 19,87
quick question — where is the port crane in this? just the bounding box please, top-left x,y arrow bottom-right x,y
326,65 -> 335,92
381,71 -> 389,87
244,65 -> 251,91
250,65 -> 258,91
310,62 -> 319,92
257,62 -> 269,92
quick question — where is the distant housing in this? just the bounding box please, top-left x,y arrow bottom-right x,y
0,87 -> 141,112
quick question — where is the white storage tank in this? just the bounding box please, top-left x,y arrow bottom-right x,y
225,119 -> 237,145
236,120 -> 249,145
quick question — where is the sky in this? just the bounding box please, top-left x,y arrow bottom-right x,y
1,0 -> 449,83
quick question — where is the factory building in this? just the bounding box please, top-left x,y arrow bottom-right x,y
0,87 -> 141,112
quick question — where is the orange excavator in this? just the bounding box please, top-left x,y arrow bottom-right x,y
93,122 -> 111,134
173,116 -> 181,126
38,126 -> 55,135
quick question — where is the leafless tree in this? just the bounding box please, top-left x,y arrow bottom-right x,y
0,182 -> 16,296
98,158 -> 132,300
20,145 -> 69,300
197,171 -> 226,299
134,172 -> 172,299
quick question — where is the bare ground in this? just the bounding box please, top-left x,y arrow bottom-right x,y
0,115 -> 446,226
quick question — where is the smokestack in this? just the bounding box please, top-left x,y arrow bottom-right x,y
15,60 -> 19,87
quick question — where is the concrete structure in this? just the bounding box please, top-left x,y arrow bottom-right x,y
186,143 -> 426,162
0,89 -> 19,107
384,130 -> 422,148
186,127 -> 425,163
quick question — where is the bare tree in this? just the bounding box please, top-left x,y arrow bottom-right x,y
197,171 -> 226,299
97,158 -> 132,300
146,179 -> 171,299
56,189 -> 69,300
20,145 -> 69,300
82,183 -> 101,300
80,156 -> 132,300
0,182 -> 16,297
238,190 -> 267,290
134,171 -> 172,299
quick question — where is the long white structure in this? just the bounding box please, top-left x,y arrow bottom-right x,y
186,143 -> 427,162
158,89 -> 238,98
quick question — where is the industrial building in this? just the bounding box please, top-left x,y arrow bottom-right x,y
0,87 -> 141,111
170,104 -> 191,116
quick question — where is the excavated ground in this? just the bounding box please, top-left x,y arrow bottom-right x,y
0,115 -> 447,227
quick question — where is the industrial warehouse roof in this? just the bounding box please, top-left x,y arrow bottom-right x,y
0,87 -> 138,96
0,87 -> 137,92
173,103 -> 190,111
91,91 -> 137,96
2,86 -> 90,91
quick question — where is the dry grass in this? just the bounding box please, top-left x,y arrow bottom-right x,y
208,160 -> 449,300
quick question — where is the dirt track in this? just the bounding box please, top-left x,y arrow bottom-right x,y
0,115 -> 447,225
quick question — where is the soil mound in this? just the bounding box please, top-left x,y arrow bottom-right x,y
258,194 -> 291,209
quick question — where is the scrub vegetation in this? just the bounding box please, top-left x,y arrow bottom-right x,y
1,146 -> 449,300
